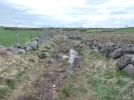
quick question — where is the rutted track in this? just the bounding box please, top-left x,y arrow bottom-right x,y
7,35 -> 80,100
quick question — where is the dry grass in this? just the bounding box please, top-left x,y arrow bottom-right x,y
0,45 -> 50,100
82,32 -> 134,44
0,50 -> 45,100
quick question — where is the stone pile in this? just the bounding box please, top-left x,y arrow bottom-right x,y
69,36 -> 134,77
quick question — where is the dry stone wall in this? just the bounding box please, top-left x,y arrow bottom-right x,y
69,36 -> 134,77
0,35 -> 50,54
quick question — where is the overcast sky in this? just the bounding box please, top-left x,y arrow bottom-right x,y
0,0 -> 134,28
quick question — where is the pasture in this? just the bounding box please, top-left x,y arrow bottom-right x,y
0,27 -> 45,47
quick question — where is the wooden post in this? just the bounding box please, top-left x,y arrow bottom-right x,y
30,32 -> 33,40
16,32 -> 19,44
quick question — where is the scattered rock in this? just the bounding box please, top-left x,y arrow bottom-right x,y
28,41 -> 39,50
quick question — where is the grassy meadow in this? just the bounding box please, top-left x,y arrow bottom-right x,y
0,27 -> 45,47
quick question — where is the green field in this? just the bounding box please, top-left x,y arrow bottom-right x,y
1,26 -> 134,47
113,27 -> 134,33
0,27 -> 46,47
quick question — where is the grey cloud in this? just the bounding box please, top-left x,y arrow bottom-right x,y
0,0 -> 134,28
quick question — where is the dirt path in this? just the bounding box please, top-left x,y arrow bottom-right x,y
7,35 -> 81,100
9,60 -> 67,100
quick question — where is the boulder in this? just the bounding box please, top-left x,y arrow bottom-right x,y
110,48 -> 124,59
124,47 -> 134,54
116,54 -> 132,70
14,44 -> 22,49
18,49 -> 26,54
28,41 -> 39,50
99,42 -> 116,53
123,64 -> 134,77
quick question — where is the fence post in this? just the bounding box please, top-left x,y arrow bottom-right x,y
16,32 -> 19,44
30,32 -> 33,40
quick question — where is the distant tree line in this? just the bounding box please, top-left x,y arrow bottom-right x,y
3,27 -> 43,31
